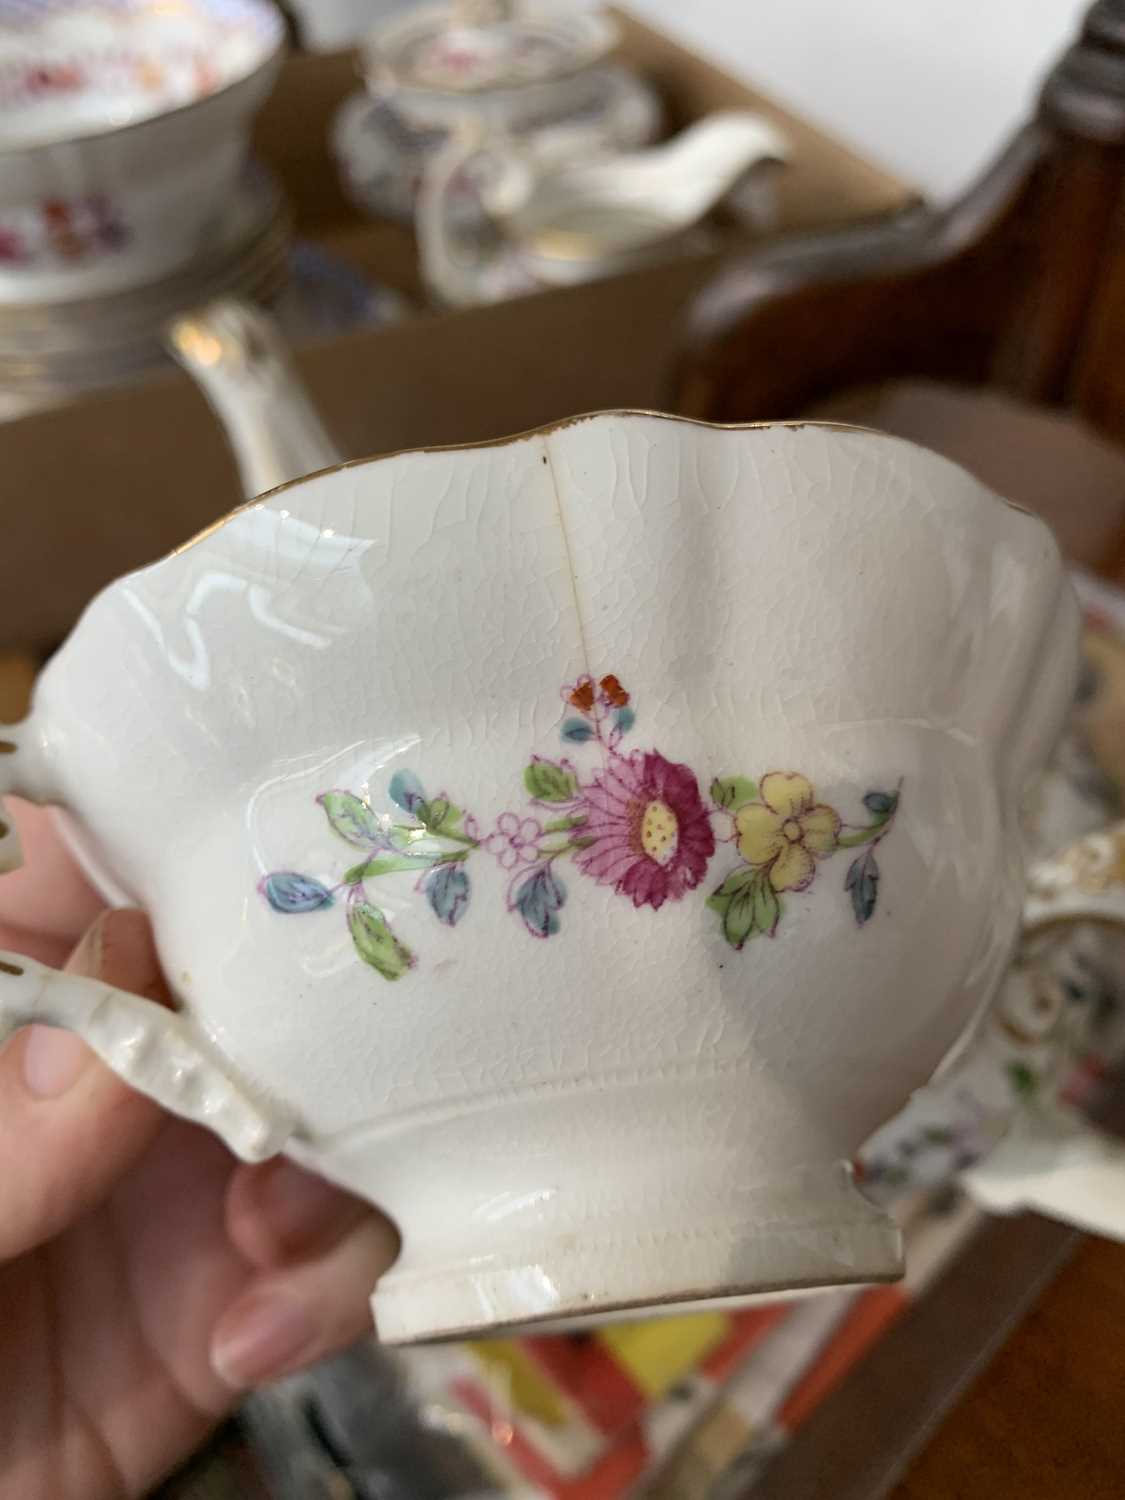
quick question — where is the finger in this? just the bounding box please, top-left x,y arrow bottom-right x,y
225,1157 -> 373,1270
0,908 -> 167,1259
210,1213 -> 398,1390
0,799 -> 105,962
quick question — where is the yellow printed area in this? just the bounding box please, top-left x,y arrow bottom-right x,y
468,1340 -> 569,1427
598,1313 -> 729,1398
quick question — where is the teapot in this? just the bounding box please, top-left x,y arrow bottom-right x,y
416,110 -> 790,306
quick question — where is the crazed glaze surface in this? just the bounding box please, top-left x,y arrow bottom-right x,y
0,416 -> 1081,1340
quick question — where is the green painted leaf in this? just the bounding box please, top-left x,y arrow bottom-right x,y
710,775 -> 759,810
436,804 -> 465,835
387,824 -> 429,851
410,796 -> 466,836
723,884 -> 757,948
1007,1061 -> 1038,1098
524,759 -> 580,803
318,791 -> 382,848
425,797 -> 449,828
709,865 -> 780,948
707,866 -> 757,912
544,814 -> 587,834
751,870 -> 781,937
347,898 -> 413,981
343,852 -> 436,884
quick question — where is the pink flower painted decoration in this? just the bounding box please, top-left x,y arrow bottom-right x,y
576,750 -> 716,911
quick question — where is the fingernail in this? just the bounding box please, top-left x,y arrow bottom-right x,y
22,1025 -> 91,1099
211,1290 -> 317,1389
254,1160 -> 366,1255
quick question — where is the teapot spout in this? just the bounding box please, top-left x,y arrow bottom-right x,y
166,298 -> 344,499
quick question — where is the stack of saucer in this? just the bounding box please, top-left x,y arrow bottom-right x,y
0,0 -> 291,415
0,0 -> 403,422
0,168 -> 292,410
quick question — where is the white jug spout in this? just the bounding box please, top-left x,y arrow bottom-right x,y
963,1103 -> 1125,1240
653,111 -> 790,211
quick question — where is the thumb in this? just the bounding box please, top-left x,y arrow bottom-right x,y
0,909 -> 170,1260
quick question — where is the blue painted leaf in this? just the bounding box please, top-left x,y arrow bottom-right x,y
318,791 -> 381,848
261,872 -> 334,913
427,864 -> 470,926
513,865 -> 567,938
388,770 -> 426,815
863,790 -> 898,817
845,849 -> 880,925
561,718 -> 595,744
614,706 -> 636,735
347,897 -> 413,980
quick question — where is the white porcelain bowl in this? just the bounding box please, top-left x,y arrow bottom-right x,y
0,0 -> 285,302
0,415 -> 1079,1341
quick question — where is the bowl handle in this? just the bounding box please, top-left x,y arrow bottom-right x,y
0,949 -> 293,1162
0,723 -> 293,1163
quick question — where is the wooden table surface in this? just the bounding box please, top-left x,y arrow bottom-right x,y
891,1235 -> 1125,1499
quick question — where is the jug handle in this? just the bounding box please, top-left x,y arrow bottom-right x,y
166,298 -> 344,499
962,1103 -> 1125,1240
0,730 -> 294,1164
971,818 -> 1125,1241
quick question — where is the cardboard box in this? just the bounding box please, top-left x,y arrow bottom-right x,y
0,12 -> 912,654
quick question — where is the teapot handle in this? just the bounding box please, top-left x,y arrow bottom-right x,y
166,298 -> 343,498
1024,819 -> 1125,935
0,950 -> 293,1162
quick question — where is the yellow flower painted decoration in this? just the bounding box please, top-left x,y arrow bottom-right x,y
709,772 -> 901,949
734,773 -> 841,892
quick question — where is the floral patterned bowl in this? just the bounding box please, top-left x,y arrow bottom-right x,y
0,0 -> 285,302
0,414 -> 1081,1342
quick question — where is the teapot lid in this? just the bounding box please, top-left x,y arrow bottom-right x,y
364,0 -> 618,96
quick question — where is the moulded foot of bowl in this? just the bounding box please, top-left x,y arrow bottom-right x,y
371,1159 -> 902,1344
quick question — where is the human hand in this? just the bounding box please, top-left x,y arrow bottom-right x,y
1,805 -> 398,1500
